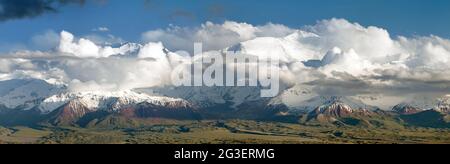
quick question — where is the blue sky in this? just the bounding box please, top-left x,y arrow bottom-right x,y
1,0 -> 450,52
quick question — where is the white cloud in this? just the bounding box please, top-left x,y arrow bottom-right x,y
0,59 -> 12,73
92,27 -> 110,32
142,21 -> 296,54
398,35 -> 450,69
58,31 -> 128,58
302,18 -> 403,63
2,19 -> 450,101
138,42 -> 168,59
59,58 -> 173,91
59,31 -> 101,57
68,79 -> 117,92
318,47 -> 374,76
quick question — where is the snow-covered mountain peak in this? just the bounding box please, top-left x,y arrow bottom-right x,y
144,86 -> 267,109
315,100 -> 354,114
273,86 -> 376,113
38,90 -> 190,113
396,95 -> 450,113
392,103 -> 422,115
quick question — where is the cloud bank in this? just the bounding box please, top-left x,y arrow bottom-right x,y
142,21 -> 296,53
2,18 -> 450,102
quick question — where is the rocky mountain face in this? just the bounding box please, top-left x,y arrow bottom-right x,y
44,92 -> 199,126
308,101 -> 373,119
302,99 -> 378,126
392,104 -> 423,115
47,100 -> 95,126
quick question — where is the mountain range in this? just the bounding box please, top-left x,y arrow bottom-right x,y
1,78 -> 449,129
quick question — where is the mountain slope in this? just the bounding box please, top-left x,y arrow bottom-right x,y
38,91 -> 182,113
303,100 -> 375,125
281,94 -> 377,114
400,110 -> 450,128
46,100 -> 95,126
0,79 -> 61,110
295,98 -> 408,128
2,79 -> 450,129
40,91 -> 197,126
145,86 -> 268,109
119,101 -> 200,120
392,103 -> 422,115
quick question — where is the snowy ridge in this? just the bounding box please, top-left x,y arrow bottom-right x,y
39,90 -> 191,114
315,101 -> 355,114
144,86 -> 267,109
392,103 -> 422,115
269,85 -> 375,113
0,79 -> 61,110
267,85 -> 316,111
395,95 -> 450,113
310,97 -> 374,115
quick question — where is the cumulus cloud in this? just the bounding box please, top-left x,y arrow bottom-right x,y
398,36 -> 450,69
142,21 -> 296,54
0,30 -> 179,91
58,31 -> 129,58
61,58 -> 172,91
2,18 -> 450,103
0,56 -> 174,91
58,31 -> 103,58
303,18 -> 403,62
